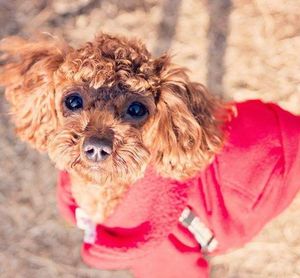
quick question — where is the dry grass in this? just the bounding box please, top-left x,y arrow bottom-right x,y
0,0 -> 299,277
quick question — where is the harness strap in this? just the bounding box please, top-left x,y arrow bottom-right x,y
179,207 -> 218,252
75,208 -> 97,244
75,206 -> 218,253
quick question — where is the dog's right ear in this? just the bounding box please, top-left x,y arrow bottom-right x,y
0,36 -> 68,151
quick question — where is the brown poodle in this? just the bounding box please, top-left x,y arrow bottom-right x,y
3,34 -> 299,278
0,34 -> 225,223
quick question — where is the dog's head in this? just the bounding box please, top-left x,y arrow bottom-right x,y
0,34 -> 224,187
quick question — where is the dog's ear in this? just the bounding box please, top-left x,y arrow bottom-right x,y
0,36 -> 67,151
146,56 -> 225,180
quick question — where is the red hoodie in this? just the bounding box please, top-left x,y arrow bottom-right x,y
57,100 -> 300,278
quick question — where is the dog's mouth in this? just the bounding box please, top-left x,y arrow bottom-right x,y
68,144 -> 150,187
49,126 -> 151,187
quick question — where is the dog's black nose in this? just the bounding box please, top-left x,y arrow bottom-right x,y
83,136 -> 113,162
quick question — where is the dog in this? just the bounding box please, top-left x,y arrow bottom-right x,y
1,33 -> 300,278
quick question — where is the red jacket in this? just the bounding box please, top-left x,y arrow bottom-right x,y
57,100 -> 300,278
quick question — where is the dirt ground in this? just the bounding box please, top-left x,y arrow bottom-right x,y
0,0 -> 300,277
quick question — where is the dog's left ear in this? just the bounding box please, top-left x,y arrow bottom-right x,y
0,36 -> 68,151
146,56 -> 225,180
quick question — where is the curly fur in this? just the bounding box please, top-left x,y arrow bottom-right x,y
0,33 -> 226,222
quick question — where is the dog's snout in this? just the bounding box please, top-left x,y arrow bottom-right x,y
83,136 -> 113,162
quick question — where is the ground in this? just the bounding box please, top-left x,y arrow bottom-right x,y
0,0 -> 300,277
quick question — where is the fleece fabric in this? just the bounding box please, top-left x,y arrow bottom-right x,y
57,100 -> 300,278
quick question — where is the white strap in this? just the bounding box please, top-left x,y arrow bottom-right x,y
75,208 -> 97,244
179,207 -> 218,252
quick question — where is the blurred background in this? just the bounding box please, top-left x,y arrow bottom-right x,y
0,0 -> 300,277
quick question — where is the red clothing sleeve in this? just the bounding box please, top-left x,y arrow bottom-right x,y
187,101 -> 300,253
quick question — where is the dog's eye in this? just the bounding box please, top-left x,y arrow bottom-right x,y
64,94 -> 83,111
127,102 -> 148,118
